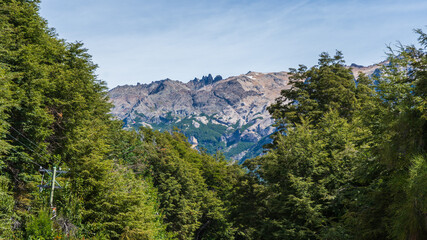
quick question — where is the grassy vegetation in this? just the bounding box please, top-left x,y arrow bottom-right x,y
225,141 -> 255,158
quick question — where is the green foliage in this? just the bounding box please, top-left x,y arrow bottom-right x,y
25,209 -> 56,240
225,141 -> 253,158
135,128 -> 239,240
237,34 -> 427,239
108,126 -> 245,239
146,115 -> 262,160
2,0 -> 427,239
0,1 -> 170,239
390,155 -> 427,239
0,67 -> 14,164
242,110 -> 370,239
88,166 -> 168,240
366,29 -> 427,239
239,135 -> 272,163
0,176 -> 14,238
149,116 -> 229,154
268,51 -> 357,131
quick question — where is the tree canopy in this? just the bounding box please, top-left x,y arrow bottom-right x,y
239,30 -> 427,239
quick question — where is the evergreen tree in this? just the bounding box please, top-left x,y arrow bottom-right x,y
268,51 -> 357,131
244,51 -> 378,239
0,176 -> 14,238
244,110 -> 370,239
135,128 -> 238,240
0,1 -> 170,238
367,29 -> 427,239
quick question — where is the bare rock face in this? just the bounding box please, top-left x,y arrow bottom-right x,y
349,61 -> 386,78
109,63 -> 382,162
109,71 -> 290,161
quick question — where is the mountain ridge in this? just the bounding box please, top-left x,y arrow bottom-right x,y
109,63 -> 382,161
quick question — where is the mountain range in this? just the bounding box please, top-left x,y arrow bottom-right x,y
109,63 -> 381,162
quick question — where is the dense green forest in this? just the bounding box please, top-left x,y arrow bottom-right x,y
0,1 -> 426,239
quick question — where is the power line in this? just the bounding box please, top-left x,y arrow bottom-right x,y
5,132 -> 48,168
5,128 -> 68,219
9,125 -> 46,153
7,145 -> 44,168
7,132 -> 38,154
7,127 -> 67,172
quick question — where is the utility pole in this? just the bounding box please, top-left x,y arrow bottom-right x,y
38,166 -> 67,219
49,166 -> 57,207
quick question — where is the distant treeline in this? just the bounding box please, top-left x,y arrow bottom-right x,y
0,1 -> 426,239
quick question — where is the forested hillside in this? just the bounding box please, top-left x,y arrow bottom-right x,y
237,44 -> 427,239
1,1 -> 426,240
0,1 -> 241,239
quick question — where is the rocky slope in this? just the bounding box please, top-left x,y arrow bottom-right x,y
109,72 -> 290,162
109,63 -> 382,162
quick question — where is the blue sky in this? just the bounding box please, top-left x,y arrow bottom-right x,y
39,0 -> 427,88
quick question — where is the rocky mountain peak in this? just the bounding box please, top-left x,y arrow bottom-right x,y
109,64 -> 382,162
109,71 -> 291,161
187,74 -> 223,90
348,61 -> 387,78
